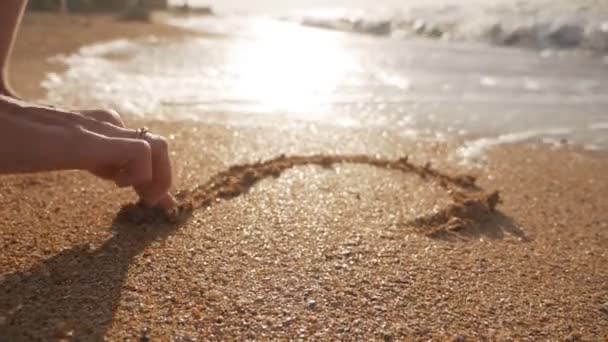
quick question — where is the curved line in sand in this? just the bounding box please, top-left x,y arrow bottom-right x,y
116,154 -> 502,237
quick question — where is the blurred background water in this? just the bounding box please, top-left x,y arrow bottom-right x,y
43,0 -> 608,160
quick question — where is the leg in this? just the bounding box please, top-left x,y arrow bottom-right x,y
0,0 -> 28,97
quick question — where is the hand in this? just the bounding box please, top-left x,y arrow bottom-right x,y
0,98 -> 176,211
78,109 -> 177,211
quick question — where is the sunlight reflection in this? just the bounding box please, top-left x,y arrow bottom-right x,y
227,20 -> 357,119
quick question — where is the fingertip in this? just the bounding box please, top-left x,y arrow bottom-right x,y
135,187 -> 176,209
134,192 -> 178,222
157,193 -> 178,211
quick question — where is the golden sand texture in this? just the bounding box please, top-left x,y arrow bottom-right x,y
1,122 -> 607,340
118,153 -> 486,228
1,12 -> 608,341
120,152 -> 504,243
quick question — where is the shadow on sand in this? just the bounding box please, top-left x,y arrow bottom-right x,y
0,154 -> 526,339
422,205 -> 528,242
0,213 -> 190,340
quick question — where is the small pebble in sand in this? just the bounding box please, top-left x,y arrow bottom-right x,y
207,289 -> 222,301
600,302 -> 608,315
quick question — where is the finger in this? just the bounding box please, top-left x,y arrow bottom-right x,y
80,125 -> 158,182
77,125 -> 175,207
87,135 -> 153,188
43,107 -> 132,140
78,109 -> 125,128
156,193 -> 178,211
81,125 -> 144,180
134,134 -> 173,206
20,106 -> 127,135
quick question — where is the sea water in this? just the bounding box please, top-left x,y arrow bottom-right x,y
42,1 -> 608,161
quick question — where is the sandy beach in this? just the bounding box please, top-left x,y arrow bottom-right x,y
1,11 -> 607,340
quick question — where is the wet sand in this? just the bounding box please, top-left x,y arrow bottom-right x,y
1,12 -> 608,340
8,12 -> 193,100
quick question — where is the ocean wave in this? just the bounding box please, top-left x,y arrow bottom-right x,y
41,14 -> 608,158
289,6 -> 608,53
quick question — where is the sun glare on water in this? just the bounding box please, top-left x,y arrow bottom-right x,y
226,20 -> 358,119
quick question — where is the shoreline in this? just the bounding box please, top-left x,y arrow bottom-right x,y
10,11 -> 195,100
1,11 -> 607,340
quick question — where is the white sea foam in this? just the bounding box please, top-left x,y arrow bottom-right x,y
589,122 -> 608,131
457,128 -> 572,164
287,5 -> 608,53
44,39 -> 159,117
479,76 -> 498,87
78,39 -> 140,57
